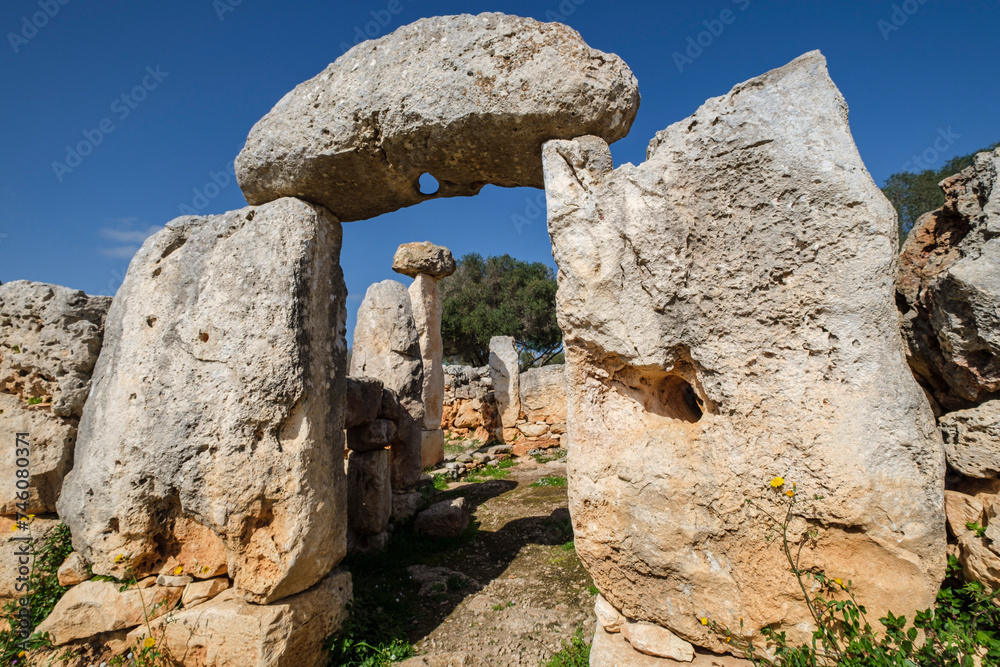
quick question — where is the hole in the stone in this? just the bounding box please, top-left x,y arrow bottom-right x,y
199,332 -> 209,343
610,366 -> 706,423
418,172 -> 440,196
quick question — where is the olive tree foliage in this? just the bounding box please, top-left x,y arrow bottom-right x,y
882,140 -> 999,243
440,253 -> 562,370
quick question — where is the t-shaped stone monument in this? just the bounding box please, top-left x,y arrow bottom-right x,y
393,241 -> 457,468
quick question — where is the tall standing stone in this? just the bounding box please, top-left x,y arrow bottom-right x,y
58,198 -> 349,604
489,336 -> 521,440
543,52 -> 945,654
0,282 -> 111,514
896,148 -> 1000,411
394,241 -> 456,468
350,280 -> 424,489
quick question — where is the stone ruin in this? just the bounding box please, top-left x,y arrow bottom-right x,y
3,9 -> 994,666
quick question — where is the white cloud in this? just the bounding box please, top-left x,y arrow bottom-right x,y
98,218 -> 163,259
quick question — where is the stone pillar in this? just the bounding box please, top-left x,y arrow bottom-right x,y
350,280 -> 424,491
393,241 -> 456,468
489,335 -> 522,442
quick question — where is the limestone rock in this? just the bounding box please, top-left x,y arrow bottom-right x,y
409,273 -> 446,430
236,13 -> 639,222
421,429 -> 445,469
489,336 -> 521,429
129,569 -> 352,667
36,580 -> 182,645
591,626 -> 752,667
394,241 -> 457,279
347,449 -> 392,537
519,364 -> 567,423
622,620 -> 696,661
945,490 -> 985,537
415,497 -> 470,538
156,573 -> 193,587
351,280 -> 425,490
0,282 -> 111,514
346,376 -> 383,428
392,490 -> 424,523
347,419 -> 398,452
595,594 -> 625,633
940,400 -> 1000,478
897,148 -> 1000,409
57,198 -> 349,604
517,423 -> 550,438
958,532 -> 1000,589
57,551 -> 89,587
182,577 -> 231,608
544,52 -> 945,651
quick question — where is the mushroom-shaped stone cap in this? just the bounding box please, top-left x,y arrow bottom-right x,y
392,242 -> 456,278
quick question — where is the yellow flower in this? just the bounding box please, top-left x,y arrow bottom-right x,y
700,617 -> 708,626
785,489 -> 795,497
144,637 -> 156,649
833,577 -> 845,588
9,524 -> 17,532
27,514 -> 35,521
18,651 -> 26,657
114,554 -> 125,563
770,476 -> 785,488
174,565 -> 184,575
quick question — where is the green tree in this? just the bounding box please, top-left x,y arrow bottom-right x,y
882,140 -> 999,242
441,253 -> 562,370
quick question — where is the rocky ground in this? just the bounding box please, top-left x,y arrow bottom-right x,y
341,446 -> 596,667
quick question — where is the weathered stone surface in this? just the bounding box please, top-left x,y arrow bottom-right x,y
351,280 -> 425,490
415,497 -> 470,538
347,419 -> 398,452
421,429 -> 445,469
595,594 -> 625,633
409,273 -> 446,430
516,422 -> 550,438
945,490 -> 985,537
181,577 -> 230,608
346,376 -> 383,428
592,626 -> 751,667
398,653 -> 487,667
347,449 -> 392,537
36,580 -> 182,645
394,242 -> 457,279
156,574 -> 193,587
489,336 -> 521,430
57,551 -> 89,587
544,52 -> 945,650
0,282 -> 111,514
897,148 -> 1000,409
940,400 -> 1000,478
236,13 -> 640,223
519,364 -> 567,423
392,491 -> 424,523
57,198 -> 349,604
129,569 -> 352,667
957,532 -> 1000,589
622,621 -> 696,661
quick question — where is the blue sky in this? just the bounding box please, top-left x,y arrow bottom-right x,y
2,0 -> 998,340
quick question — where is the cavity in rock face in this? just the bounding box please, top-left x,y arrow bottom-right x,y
0,282 -> 111,514
544,51 -> 945,654
57,198 -> 348,604
235,12 -> 640,222
896,148 -> 1000,411
350,280 -> 424,490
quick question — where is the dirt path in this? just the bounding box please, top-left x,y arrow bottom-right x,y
395,457 -> 597,666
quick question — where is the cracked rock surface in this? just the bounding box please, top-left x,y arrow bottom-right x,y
236,12 -> 639,222
57,197 -> 348,604
544,51 -> 945,652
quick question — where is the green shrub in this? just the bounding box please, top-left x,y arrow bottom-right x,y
531,476 -> 567,488
705,479 -> 1000,666
544,627 -> 590,667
